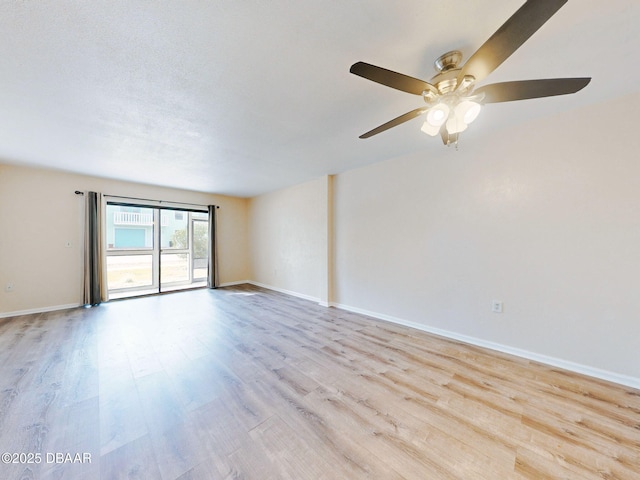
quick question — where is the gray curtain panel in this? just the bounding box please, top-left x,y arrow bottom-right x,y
207,205 -> 219,289
83,191 -> 108,305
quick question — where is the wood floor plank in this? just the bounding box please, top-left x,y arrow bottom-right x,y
100,434 -> 162,480
248,414 -> 341,480
247,377 -> 408,479
99,383 -> 148,456
0,284 -> 638,479
303,385 -> 468,480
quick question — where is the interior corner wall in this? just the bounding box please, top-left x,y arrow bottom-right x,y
333,92 -> 640,383
248,176 -> 330,302
0,164 -> 249,316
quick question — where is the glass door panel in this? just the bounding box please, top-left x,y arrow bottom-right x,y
106,205 -> 159,298
160,209 -> 189,291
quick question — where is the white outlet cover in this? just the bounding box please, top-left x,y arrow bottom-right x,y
492,301 -> 503,313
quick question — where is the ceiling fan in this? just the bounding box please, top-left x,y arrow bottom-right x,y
350,0 -> 591,145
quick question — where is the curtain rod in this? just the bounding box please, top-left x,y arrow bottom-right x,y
74,191 -> 219,208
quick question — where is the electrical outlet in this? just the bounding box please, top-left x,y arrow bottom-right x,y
492,300 -> 503,313
5,283 -> 14,293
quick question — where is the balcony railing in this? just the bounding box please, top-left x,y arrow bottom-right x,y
113,212 -> 169,226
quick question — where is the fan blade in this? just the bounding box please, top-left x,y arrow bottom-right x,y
476,78 -> 591,103
458,0 -> 568,84
359,107 -> 427,139
350,62 -> 437,96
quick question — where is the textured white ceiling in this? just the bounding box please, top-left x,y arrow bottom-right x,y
0,0 -> 638,197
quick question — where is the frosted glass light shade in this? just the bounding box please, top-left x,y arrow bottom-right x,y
421,120 -> 440,136
421,99 -> 481,137
426,104 -> 450,127
456,100 -> 481,124
422,103 -> 450,136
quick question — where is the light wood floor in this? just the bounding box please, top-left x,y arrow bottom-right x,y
0,285 -> 638,479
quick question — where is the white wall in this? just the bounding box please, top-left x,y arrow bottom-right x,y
247,93 -> 640,386
0,164 -> 249,315
333,93 -> 640,383
248,176 -> 332,303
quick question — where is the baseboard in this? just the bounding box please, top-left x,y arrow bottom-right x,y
247,281 -> 321,304
219,280 -> 251,287
331,301 -> 640,391
0,303 -> 82,320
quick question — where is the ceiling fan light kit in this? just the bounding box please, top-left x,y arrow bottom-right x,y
350,0 -> 591,146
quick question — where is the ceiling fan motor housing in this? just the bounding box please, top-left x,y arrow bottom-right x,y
430,51 -> 468,95
434,50 -> 463,72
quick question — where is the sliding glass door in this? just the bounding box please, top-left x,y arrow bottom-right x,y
105,204 -> 208,299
